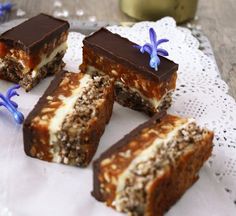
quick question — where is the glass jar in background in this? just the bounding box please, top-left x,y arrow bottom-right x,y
120,0 -> 198,23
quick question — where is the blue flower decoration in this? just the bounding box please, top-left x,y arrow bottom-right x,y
0,2 -> 13,17
0,85 -> 24,124
135,28 -> 169,71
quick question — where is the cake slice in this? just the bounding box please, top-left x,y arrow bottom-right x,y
80,28 -> 178,116
0,13 -> 69,91
23,69 -> 114,166
92,112 -> 214,216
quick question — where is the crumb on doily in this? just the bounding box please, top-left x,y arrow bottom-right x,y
16,8 -> 26,17
76,9 -> 84,17
88,16 -> 96,22
53,0 -> 62,8
53,9 -> 69,18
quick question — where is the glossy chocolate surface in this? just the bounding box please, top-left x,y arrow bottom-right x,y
0,13 -> 69,54
83,28 -> 178,81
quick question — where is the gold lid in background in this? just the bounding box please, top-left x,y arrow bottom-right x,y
120,0 -> 198,23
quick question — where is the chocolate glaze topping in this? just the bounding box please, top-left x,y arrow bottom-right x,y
0,13 -> 69,54
92,111 -> 166,201
84,28 -> 178,81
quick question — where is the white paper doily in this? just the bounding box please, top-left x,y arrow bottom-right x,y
0,17 -> 236,215
107,17 -> 236,204
64,17 -> 236,204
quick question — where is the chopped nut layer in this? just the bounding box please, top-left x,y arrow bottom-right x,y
113,122 -> 209,215
52,72 -> 114,166
93,114 -> 214,216
115,82 -> 173,116
23,70 -> 114,167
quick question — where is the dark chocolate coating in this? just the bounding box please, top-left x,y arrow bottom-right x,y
23,70 -> 66,156
83,28 -> 178,82
92,111 -> 166,201
0,13 -> 69,54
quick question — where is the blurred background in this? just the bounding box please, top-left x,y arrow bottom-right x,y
1,0 -> 202,23
0,0 -> 235,98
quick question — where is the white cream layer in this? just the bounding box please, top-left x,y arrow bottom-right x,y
9,42 -> 67,75
48,74 -> 93,163
113,119 -> 194,210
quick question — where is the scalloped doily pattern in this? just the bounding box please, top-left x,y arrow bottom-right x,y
64,17 -> 236,204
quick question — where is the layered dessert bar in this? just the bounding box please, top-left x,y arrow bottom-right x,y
0,13 -> 69,91
80,28 -> 178,116
92,112 -> 214,216
23,70 -> 114,166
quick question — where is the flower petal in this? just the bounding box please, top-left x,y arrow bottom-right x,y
156,39 -> 169,46
142,44 -> 153,55
0,101 -> 6,107
157,48 -> 169,56
149,28 -> 157,46
7,85 -> 20,99
10,100 -> 18,108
